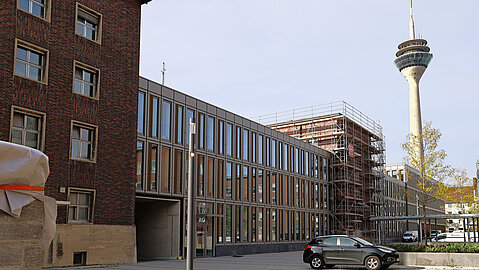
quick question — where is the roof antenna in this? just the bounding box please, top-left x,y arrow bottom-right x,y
162,62 -> 166,85
409,0 -> 416,40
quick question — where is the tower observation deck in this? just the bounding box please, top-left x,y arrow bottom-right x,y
394,39 -> 433,71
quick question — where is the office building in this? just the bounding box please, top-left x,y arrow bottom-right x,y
135,77 -> 333,258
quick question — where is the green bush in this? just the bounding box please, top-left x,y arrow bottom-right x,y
383,243 -> 479,253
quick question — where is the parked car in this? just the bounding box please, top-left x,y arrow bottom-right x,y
303,235 -> 399,269
437,231 -> 479,242
402,231 -> 418,242
429,230 -> 442,240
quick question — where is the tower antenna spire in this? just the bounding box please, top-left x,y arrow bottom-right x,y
409,0 -> 416,39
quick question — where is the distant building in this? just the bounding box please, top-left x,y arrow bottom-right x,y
445,179 -> 477,231
385,163 -> 446,234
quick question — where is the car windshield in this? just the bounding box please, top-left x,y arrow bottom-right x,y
404,233 -> 412,236
351,237 -> 373,246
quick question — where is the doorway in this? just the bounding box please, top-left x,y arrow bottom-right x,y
135,197 -> 180,260
196,202 -> 213,257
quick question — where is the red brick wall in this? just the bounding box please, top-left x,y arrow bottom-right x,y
0,0 -> 143,226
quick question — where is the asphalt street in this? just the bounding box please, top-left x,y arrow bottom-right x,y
48,251 -> 479,270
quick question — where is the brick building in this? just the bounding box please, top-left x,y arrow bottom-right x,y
0,0 -> 152,266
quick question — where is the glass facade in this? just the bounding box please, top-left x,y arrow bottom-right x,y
137,81 -> 331,257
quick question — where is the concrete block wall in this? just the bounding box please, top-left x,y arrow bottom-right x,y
44,224 -> 136,267
0,200 -> 44,270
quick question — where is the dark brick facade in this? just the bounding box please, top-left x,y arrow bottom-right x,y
0,0 -> 144,226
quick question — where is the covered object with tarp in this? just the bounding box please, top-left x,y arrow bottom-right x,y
0,141 -> 57,268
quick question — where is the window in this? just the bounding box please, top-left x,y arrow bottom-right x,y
160,147 -> 170,192
226,123 -> 233,156
68,188 -> 94,222
225,205 -> 232,243
236,127 -> 241,159
271,139 -> 276,168
186,109 -> 194,144
175,105 -> 183,144
149,96 -> 159,137
235,164 -> 241,201
266,138 -> 270,167
162,101 -> 171,140
339,237 -> 356,246
73,62 -> 99,98
217,204 -> 224,244
295,148 -> 299,173
252,133 -> 256,163
242,166 -> 249,201
136,141 -> 144,189
76,3 -> 102,42
217,160 -> 224,198
15,40 -> 48,83
198,113 -> 205,149
18,0 -> 49,20
207,116 -> 214,152
137,92 -> 145,134
173,150 -> 182,194
258,169 -> 263,203
218,120 -> 224,154
252,168 -> 256,202
197,155 -> 205,196
283,144 -> 288,171
258,135 -> 263,164
235,205 -> 241,243
225,162 -> 232,199
243,129 -> 249,161
10,107 -> 44,150
71,122 -> 97,162
147,143 -> 158,191
207,158 -> 214,197
242,206 -> 249,242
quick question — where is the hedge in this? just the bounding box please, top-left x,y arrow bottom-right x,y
383,243 -> 479,253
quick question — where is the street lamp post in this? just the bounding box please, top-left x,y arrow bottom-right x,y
186,118 -> 196,270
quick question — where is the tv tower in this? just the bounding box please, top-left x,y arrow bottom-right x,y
394,0 -> 433,163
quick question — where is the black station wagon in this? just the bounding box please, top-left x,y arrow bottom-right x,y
303,235 -> 399,269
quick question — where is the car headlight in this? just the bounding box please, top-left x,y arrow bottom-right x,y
378,248 -> 392,253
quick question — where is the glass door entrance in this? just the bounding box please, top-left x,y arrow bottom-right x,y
196,202 -> 213,257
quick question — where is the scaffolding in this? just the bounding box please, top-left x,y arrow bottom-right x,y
256,101 -> 386,239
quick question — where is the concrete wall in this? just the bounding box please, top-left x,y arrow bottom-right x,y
0,200 -> 44,270
44,224 -> 136,267
399,252 -> 479,267
136,200 -> 180,260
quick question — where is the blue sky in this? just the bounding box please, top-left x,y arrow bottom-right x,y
140,0 -> 479,179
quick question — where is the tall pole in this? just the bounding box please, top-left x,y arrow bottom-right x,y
186,118 -> 196,270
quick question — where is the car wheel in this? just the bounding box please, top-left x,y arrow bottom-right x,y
365,255 -> 382,270
309,255 -> 324,269
325,264 -> 335,268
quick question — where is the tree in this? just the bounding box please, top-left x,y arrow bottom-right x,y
401,122 -> 451,245
445,168 -> 478,214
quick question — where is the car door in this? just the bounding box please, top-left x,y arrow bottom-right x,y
320,237 -> 339,264
337,237 -> 363,264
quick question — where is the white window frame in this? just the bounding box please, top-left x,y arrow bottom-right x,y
68,188 -> 95,223
10,106 -> 45,151
73,61 -> 100,99
70,121 -> 98,163
75,3 -> 102,43
17,0 -> 51,21
14,39 -> 49,84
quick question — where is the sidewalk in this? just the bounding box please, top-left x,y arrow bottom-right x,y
47,251 -> 479,270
